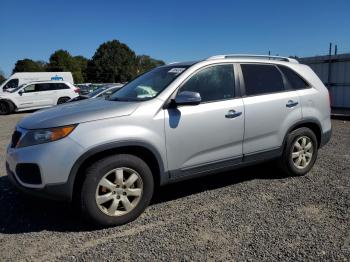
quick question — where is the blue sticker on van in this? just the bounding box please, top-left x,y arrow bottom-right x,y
51,75 -> 64,81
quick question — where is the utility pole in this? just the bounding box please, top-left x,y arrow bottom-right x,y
327,43 -> 332,89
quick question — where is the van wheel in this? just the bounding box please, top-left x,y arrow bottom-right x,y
279,127 -> 318,176
0,100 -> 13,115
57,97 -> 70,104
80,154 -> 154,227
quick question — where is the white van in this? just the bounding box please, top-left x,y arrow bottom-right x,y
0,72 -> 74,92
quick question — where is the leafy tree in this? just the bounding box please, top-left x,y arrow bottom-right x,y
0,70 -> 6,84
12,59 -> 46,73
136,55 -> 165,74
74,56 -> 88,83
47,50 -> 86,83
87,40 -> 137,83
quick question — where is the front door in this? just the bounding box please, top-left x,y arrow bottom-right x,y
164,64 -> 244,178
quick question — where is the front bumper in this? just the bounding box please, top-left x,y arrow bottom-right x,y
6,136 -> 85,201
6,162 -> 72,201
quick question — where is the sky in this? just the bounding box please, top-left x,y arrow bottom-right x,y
1,0 -> 350,77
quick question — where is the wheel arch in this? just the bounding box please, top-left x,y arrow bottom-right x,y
57,96 -> 71,103
69,141 -> 166,202
284,118 -> 322,149
0,98 -> 17,112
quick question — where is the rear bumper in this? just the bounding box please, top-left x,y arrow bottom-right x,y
6,162 -> 72,201
320,128 -> 332,148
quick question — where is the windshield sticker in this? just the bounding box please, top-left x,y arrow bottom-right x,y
168,68 -> 186,74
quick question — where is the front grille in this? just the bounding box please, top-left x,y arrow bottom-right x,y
11,130 -> 22,148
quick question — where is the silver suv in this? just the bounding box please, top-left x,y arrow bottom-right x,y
6,55 -> 332,226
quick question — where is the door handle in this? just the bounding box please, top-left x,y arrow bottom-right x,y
286,100 -> 299,108
225,110 -> 242,119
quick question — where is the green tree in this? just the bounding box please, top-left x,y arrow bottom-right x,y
12,59 -> 46,73
0,69 -> 6,84
74,55 -> 88,82
87,40 -> 137,83
136,55 -> 165,75
47,50 -> 86,83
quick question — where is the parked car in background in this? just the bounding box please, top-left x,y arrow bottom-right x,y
0,81 -> 79,114
75,83 -> 93,95
6,55 -> 331,227
67,84 -> 124,102
0,72 -> 74,92
77,83 -> 123,95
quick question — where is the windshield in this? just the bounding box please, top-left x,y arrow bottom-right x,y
9,84 -> 26,93
109,65 -> 189,101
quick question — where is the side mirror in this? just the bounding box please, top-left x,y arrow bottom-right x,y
174,91 -> 201,106
18,90 -> 23,96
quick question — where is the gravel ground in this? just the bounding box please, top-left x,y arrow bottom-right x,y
0,113 -> 349,261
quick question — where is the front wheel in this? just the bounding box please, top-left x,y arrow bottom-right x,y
80,154 -> 154,227
279,127 -> 318,176
0,100 -> 13,115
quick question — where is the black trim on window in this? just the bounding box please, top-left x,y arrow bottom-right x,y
277,65 -> 311,90
167,62 -> 241,108
238,63 -> 306,97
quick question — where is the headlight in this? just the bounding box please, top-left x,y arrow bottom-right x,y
17,124 -> 77,148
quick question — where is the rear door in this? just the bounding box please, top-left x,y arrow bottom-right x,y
34,83 -> 57,106
239,63 -> 302,154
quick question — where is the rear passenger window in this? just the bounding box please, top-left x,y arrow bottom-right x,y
241,64 -> 284,96
35,83 -> 51,91
278,65 -> 309,90
180,64 -> 235,103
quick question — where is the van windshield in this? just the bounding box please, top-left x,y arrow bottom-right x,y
109,65 -> 189,101
9,84 -> 26,93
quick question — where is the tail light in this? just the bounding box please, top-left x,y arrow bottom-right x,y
74,88 -> 80,93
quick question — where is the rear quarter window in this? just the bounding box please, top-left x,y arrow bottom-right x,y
278,65 -> 309,90
56,83 -> 70,90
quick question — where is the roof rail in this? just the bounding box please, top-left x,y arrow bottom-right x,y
206,54 -> 299,63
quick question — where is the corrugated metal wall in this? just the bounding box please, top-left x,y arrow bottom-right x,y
299,54 -> 350,108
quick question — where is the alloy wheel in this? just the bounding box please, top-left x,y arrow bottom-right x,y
95,167 -> 143,216
291,136 -> 314,169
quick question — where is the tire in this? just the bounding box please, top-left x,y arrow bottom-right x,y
279,127 -> 318,176
0,100 -> 14,115
80,154 -> 154,227
57,97 -> 70,104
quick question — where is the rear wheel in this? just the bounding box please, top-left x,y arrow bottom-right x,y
0,100 -> 14,115
57,97 -> 70,104
80,154 -> 154,227
279,127 -> 318,176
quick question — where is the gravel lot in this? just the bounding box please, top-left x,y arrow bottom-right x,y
0,113 -> 349,261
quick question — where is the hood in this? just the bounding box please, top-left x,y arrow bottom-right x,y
0,91 -> 11,98
18,98 -> 140,129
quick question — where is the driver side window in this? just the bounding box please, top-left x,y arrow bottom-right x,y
180,64 -> 235,103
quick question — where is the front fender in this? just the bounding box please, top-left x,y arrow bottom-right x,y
64,140 -> 167,201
